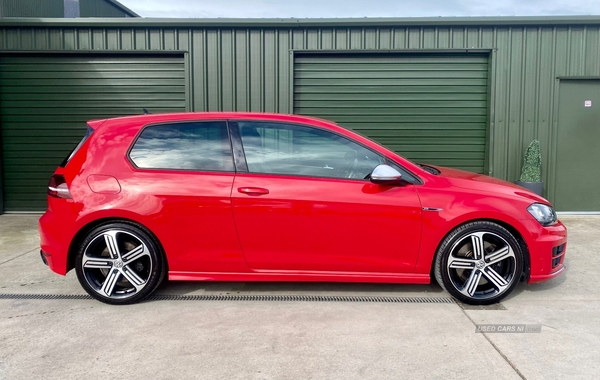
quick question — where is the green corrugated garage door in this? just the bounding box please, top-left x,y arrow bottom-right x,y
0,55 -> 186,212
294,53 -> 489,173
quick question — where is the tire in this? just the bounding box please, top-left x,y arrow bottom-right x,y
75,222 -> 166,305
434,221 -> 524,305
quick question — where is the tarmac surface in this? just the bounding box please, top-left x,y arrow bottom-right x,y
0,214 -> 598,379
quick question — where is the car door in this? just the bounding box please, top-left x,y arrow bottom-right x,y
230,120 -> 423,273
126,120 -> 245,273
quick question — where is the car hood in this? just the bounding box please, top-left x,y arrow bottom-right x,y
428,165 -> 550,204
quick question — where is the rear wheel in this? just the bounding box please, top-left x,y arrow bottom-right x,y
434,221 -> 524,305
75,222 -> 166,305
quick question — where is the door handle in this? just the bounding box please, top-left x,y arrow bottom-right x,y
238,187 -> 270,195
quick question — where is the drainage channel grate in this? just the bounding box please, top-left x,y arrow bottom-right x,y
0,293 -> 455,303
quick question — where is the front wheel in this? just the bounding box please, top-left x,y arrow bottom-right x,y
75,222 -> 166,305
434,221 -> 524,305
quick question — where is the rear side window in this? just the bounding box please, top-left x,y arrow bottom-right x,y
129,121 -> 234,172
60,125 -> 94,167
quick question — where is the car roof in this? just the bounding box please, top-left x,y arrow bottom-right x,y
88,112 -> 337,130
86,111 -> 429,180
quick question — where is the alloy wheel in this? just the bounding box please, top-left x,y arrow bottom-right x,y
445,231 -> 517,300
80,229 -> 153,300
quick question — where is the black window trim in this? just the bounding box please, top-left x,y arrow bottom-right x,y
229,119 -> 423,185
228,121 -> 249,173
60,124 -> 95,168
126,119 -> 236,174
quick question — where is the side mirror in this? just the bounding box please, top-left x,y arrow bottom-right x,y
370,164 -> 403,185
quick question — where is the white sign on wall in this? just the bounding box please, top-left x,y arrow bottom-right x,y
585,100 -> 592,107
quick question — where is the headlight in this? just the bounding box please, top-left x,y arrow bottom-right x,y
527,203 -> 557,226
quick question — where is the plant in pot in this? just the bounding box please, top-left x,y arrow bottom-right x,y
516,140 -> 543,196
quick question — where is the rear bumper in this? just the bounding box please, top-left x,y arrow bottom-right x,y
524,220 -> 567,284
40,250 -> 49,266
39,206 -> 77,276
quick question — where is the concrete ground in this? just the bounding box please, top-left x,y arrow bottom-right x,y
0,215 -> 598,380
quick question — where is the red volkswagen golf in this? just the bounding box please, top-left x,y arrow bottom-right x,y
39,112 -> 566,305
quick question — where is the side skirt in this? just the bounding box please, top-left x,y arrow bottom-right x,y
169,270 -> 431,284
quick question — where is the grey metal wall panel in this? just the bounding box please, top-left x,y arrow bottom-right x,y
64,0 -> 81,18
0,0 -> 63,18
79,0 -> 130,17
1,21 -> 600,204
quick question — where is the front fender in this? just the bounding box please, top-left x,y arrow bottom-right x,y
414,187 -> 537,274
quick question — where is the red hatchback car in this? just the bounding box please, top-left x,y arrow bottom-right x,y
39,112 -> 566,305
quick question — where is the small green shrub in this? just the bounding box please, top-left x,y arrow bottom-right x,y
519,140 -> 542,182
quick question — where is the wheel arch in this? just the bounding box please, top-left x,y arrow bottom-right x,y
67,217 -> 168,274
429,218 -> 531,282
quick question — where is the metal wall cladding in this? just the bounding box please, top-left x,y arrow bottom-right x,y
294,53 -> 489,173
0,55 -> 186,211
79,0 -> 132,18
0,0 -> 64,17
1,22 -> 600,203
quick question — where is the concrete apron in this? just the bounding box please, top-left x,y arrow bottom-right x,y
0,215 -> 598,379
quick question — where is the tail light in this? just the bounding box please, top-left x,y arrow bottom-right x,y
48,174 -> 72,199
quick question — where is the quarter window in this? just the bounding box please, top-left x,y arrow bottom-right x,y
238,122 -> 384,180
129,122 -> 234,171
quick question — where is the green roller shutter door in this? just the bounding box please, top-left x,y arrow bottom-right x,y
0,55 -> 186,212
294,53 -> 489,173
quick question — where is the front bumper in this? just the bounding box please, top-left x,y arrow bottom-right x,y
523,219 -> 567,284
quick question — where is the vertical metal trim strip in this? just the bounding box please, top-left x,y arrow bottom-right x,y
487,47 -> 497,176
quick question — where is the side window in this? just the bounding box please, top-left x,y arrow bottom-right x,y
238,122 -> 384,179
129,121 -> 234,172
